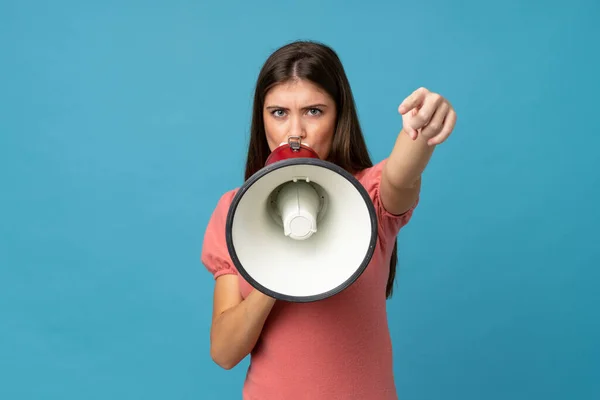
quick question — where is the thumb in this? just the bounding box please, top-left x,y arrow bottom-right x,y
404,126 -> 418,140
402,110 -> 418,140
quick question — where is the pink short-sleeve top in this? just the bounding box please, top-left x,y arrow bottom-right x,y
201,159 -> 418,400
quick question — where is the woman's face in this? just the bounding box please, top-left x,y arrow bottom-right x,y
263,79 -> 337,160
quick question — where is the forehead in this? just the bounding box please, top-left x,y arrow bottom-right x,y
264,79 -> 333,106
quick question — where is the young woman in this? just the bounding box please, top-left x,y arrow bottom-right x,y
201,40 -> 457,400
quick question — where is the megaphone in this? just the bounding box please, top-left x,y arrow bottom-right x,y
225,136 -> 378,302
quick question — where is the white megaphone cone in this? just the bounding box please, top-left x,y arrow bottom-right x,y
225,136 -> 378,302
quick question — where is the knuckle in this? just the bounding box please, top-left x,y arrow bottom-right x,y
430,93 -> 442,103
428,122 -> 442,132
415,114 -> 428,125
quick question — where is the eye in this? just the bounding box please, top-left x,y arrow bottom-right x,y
271,109 -> 286,118
307,108 -> 322,116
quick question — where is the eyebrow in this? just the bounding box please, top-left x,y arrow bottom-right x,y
265,104 -> 329,110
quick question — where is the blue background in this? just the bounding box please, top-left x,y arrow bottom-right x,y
1,0 -> 599,399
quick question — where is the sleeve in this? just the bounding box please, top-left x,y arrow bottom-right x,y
358,159 -> 419,246
200,190 -> 239,279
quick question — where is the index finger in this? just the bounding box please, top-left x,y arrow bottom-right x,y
398,87 -> 428,114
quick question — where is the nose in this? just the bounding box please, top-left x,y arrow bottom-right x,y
288,116 -> 306,141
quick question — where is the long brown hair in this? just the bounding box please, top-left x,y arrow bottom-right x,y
244,40 -> 399,299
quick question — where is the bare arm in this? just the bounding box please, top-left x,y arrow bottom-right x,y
381,87 -> 457,215
381,130 -> 433,215
209,275 -> 276,370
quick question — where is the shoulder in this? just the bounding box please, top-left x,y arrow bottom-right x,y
201,188 -> 240,279
211,188 -> 240,217
353,159 -> 419,242
353,158 -> 388,186
204,187 -> 241,239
